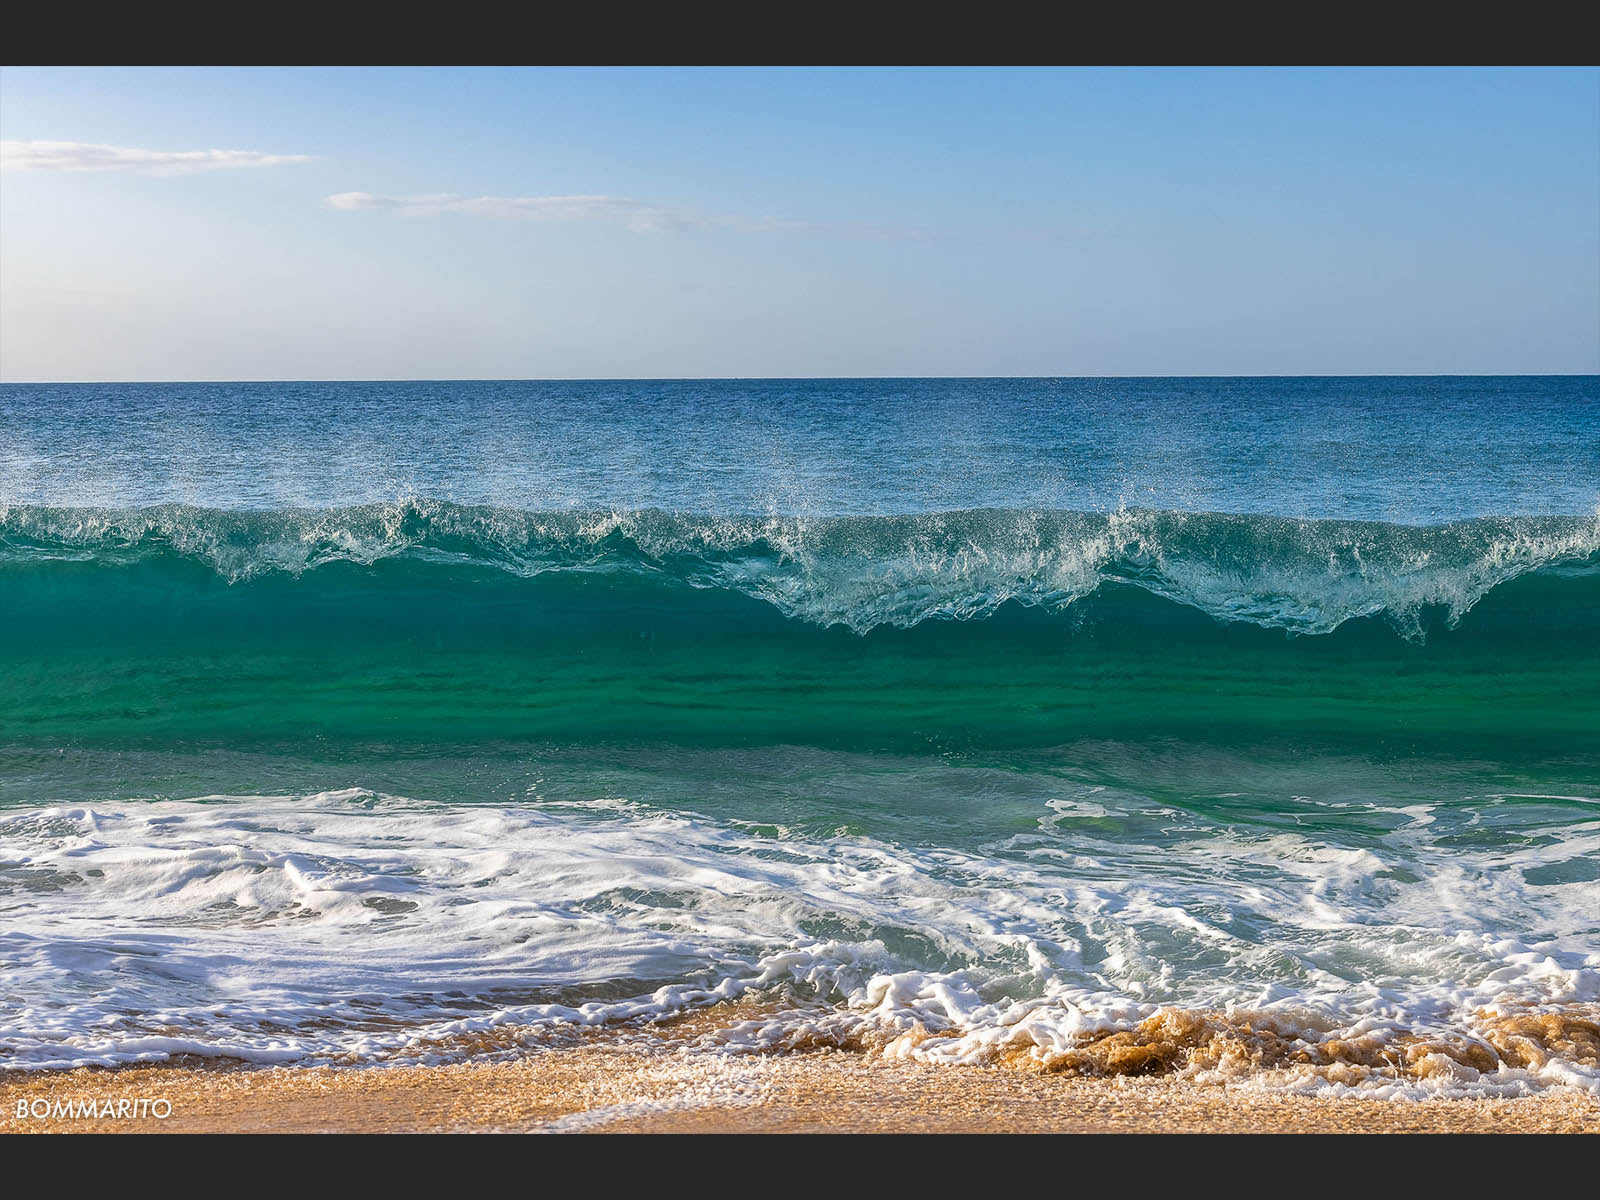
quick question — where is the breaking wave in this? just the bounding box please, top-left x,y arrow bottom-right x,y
4,500 -> 1598,636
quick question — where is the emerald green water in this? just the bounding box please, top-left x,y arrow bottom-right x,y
4,554 -> 1596,766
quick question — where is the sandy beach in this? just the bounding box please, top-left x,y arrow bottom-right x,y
5,1045 -> 1598,1134
7,1001 -> 1599,1133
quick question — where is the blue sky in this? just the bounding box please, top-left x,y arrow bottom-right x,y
1,66 -> 1596,380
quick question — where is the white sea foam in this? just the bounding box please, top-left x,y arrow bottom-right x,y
3,502 -> 1596,634
2,789 -> 1596,1095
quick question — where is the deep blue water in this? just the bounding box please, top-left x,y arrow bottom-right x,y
4,377 -> 1595,519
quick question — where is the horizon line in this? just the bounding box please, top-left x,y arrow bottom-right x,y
2,371 -> 1596,385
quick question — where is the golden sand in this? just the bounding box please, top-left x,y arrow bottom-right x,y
5,1001 -> 1599,1133
3,1047 -> 1597,1134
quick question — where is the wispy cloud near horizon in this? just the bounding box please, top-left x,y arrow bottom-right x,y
325,190 -> 943,240
1,140 -> 314,173
324,191 -> 720,233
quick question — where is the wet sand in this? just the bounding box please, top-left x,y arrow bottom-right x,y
4,1047 -> 1598,1134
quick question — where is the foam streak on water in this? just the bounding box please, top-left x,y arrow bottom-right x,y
2,787 -> 1596,1095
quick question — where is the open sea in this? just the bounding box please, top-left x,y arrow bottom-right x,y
1,376 -> 1597,1094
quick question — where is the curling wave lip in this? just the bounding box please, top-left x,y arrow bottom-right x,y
3,501 -> 1597,636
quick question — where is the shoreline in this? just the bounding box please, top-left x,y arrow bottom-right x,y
5,1049 -> 1598,1134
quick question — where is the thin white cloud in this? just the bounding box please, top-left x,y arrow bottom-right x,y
1,140 -> 313,173
325,191 -> 703,232
325,190 -> 939,240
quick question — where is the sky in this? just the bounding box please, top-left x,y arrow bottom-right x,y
1,66 -> 1596,381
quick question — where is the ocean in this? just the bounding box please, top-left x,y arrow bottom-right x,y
1,376 -> 1597,1095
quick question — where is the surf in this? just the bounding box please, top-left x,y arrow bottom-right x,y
2,787 -> 1595,1096
4,502 -> 1598,758
4,499 -> 1598,632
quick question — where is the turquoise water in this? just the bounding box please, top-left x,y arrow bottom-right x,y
1,378 -> 1597,1090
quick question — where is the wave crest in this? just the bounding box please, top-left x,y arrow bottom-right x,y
3,500 -> 1597,635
